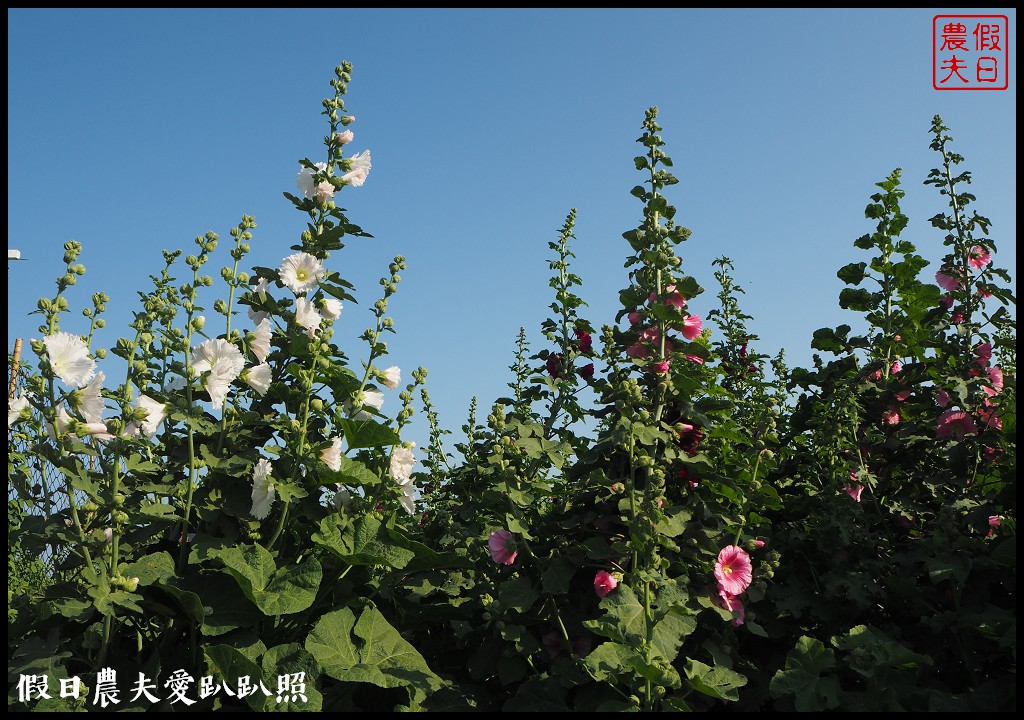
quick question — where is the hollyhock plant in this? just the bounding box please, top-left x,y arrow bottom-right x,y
242,363 -> 272,396
77,371 -> 106,424
341,149 -> 372,187
845,483 -> 865,502
968,245 -> 992,270
321,436 -> 343,472
250,458 -> 276,520
936,409 -> 978,440
44,332 -> 97,388
488,530 -> 518,565
575,329 -> 593,354
8,394 -> 30,427
594,570 -> 619,598
134,394 -> 167,439
682,314 -> 703,340
381,365 -> 401,390
294,297 -> 323,338
321,298 -> 343,321
546,353 -> 563,378
278,251 -> 326,294
718,587 -> 746,626
296,161 -> 328,200
250,318 -> 272,363
192,338 -> 245,410
714,545 -> 753,596
935,269 -> 961,292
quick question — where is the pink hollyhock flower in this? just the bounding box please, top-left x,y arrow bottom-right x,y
868,370 -> 882,381
935,388 -> 951,408
663,285 -> 687,311
968,245 -> 992,270
579,363 -> 595,381
653,360 -> 671,375
686,353 -> 704,365
626,342 -> 649,359
882,407 -> 900,426
988,515 -> 1002,529
718,587 -> 746,626
640,326 -> 660,343
713,545 -> 753,596
976,284 -> 993,298
894,390 -> 912,402
936,409 -> 978,440
628,311 -> 642,325
488,530 -> 518,565
974,342 -> 993,366
891,360 -> 902,374
678,423 -> 704,455
978,400 -> 1002,431
594,570 -> 618,598
845,483 -> 864,502
894,334 -> 902,342
575,330 -> 593,354
982,446 -> 1001,463
939,295 -> 954,310
951,312 -> 964,324
987,366 -> 1004,394
682,315 -> 703,341
935,269 -> 961,292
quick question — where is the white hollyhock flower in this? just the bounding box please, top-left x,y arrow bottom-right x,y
390,443 -> 416,484
397,478 -> 417,516
347,389 -> 384,421
8,394 -> 30,427
84,421 -> 115,444
45,404 -> 75,441
250,458 -> 276,520
341,150 -> 371,187
76,371 -> 106,423
294,297 -> 322,338
254,276 -> 270,300
314,180 -> 336,204
250,318 -> 271,363
321,298 -> 343,321
192,338 -> 245,410
242,363 -> 272,396
382,366 -> 401,391
334,130 -> 354,145
321,435 -> 343,472
333,484 -> 352,511
296,161 -> 328,200
248,307 -> 269,324
135,394 -> 167,439
279,251 -> 325,295
44,332 -> 97,388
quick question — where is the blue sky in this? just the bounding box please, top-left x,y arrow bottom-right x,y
7,8 -> 1017,456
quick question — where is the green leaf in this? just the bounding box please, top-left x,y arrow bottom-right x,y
685,659 -> 748,702
584,641 -> 639,682
120,551 -> 176,587
655,507 -> 692,537
651,612 -> 696,663
839,287 -> 874,311
586,584 -> 645,645
336,605 -> 443,693
837,262 -> 867,286
209,544 -> 321,615
769,636 -> 841,711
340,418 -> 401,450
312,514 -> 415,568
497,575 -> 539,614
305,607 -> 359,679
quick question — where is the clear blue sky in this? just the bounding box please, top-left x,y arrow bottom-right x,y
7,9 -> 1017,457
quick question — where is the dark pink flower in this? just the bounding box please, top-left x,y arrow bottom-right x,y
652,360 -> 671,375
626,342 -> 649,359
935,388 -> 951,408
937,409 -> 978,440
891,360 -> 903,374
546,353 -> 563,379
868,370 -> 882,381
989,515 -> 1002,529
968,245 -> 992,270
882,407 -> 901,426
686,353 -> 704,365
640,326 -> 660,343
894,390 -> 912,402
714,546 -> 753,596
663,285 -> 687,311
974,342 -> 993,366
576,330 -> 593,355
628,311 -> 642,325
978,400 -> 1002,431
754,539 -> 766,548
987,365 -> 1004,394
719,587 -> 746,626
678,423 -> 704,455
579,363 -> 595,381
939,295 -> 954,310
845,483 -> 864,502
894,334 -> 902,342
982,446 -> 1001,463
682,315 -> 703,341
488,530 -> 518,565
951,312 -> 964,324
976,283 -> 993,298
594,570 -> 618,598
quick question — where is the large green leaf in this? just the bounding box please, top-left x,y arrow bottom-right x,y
769,636 -> 841,711
685,659 -> 748,702
334,606 -> 443,693
311,515 -> 415,568
305,607 -> 359,679
209,544 -> 321,615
